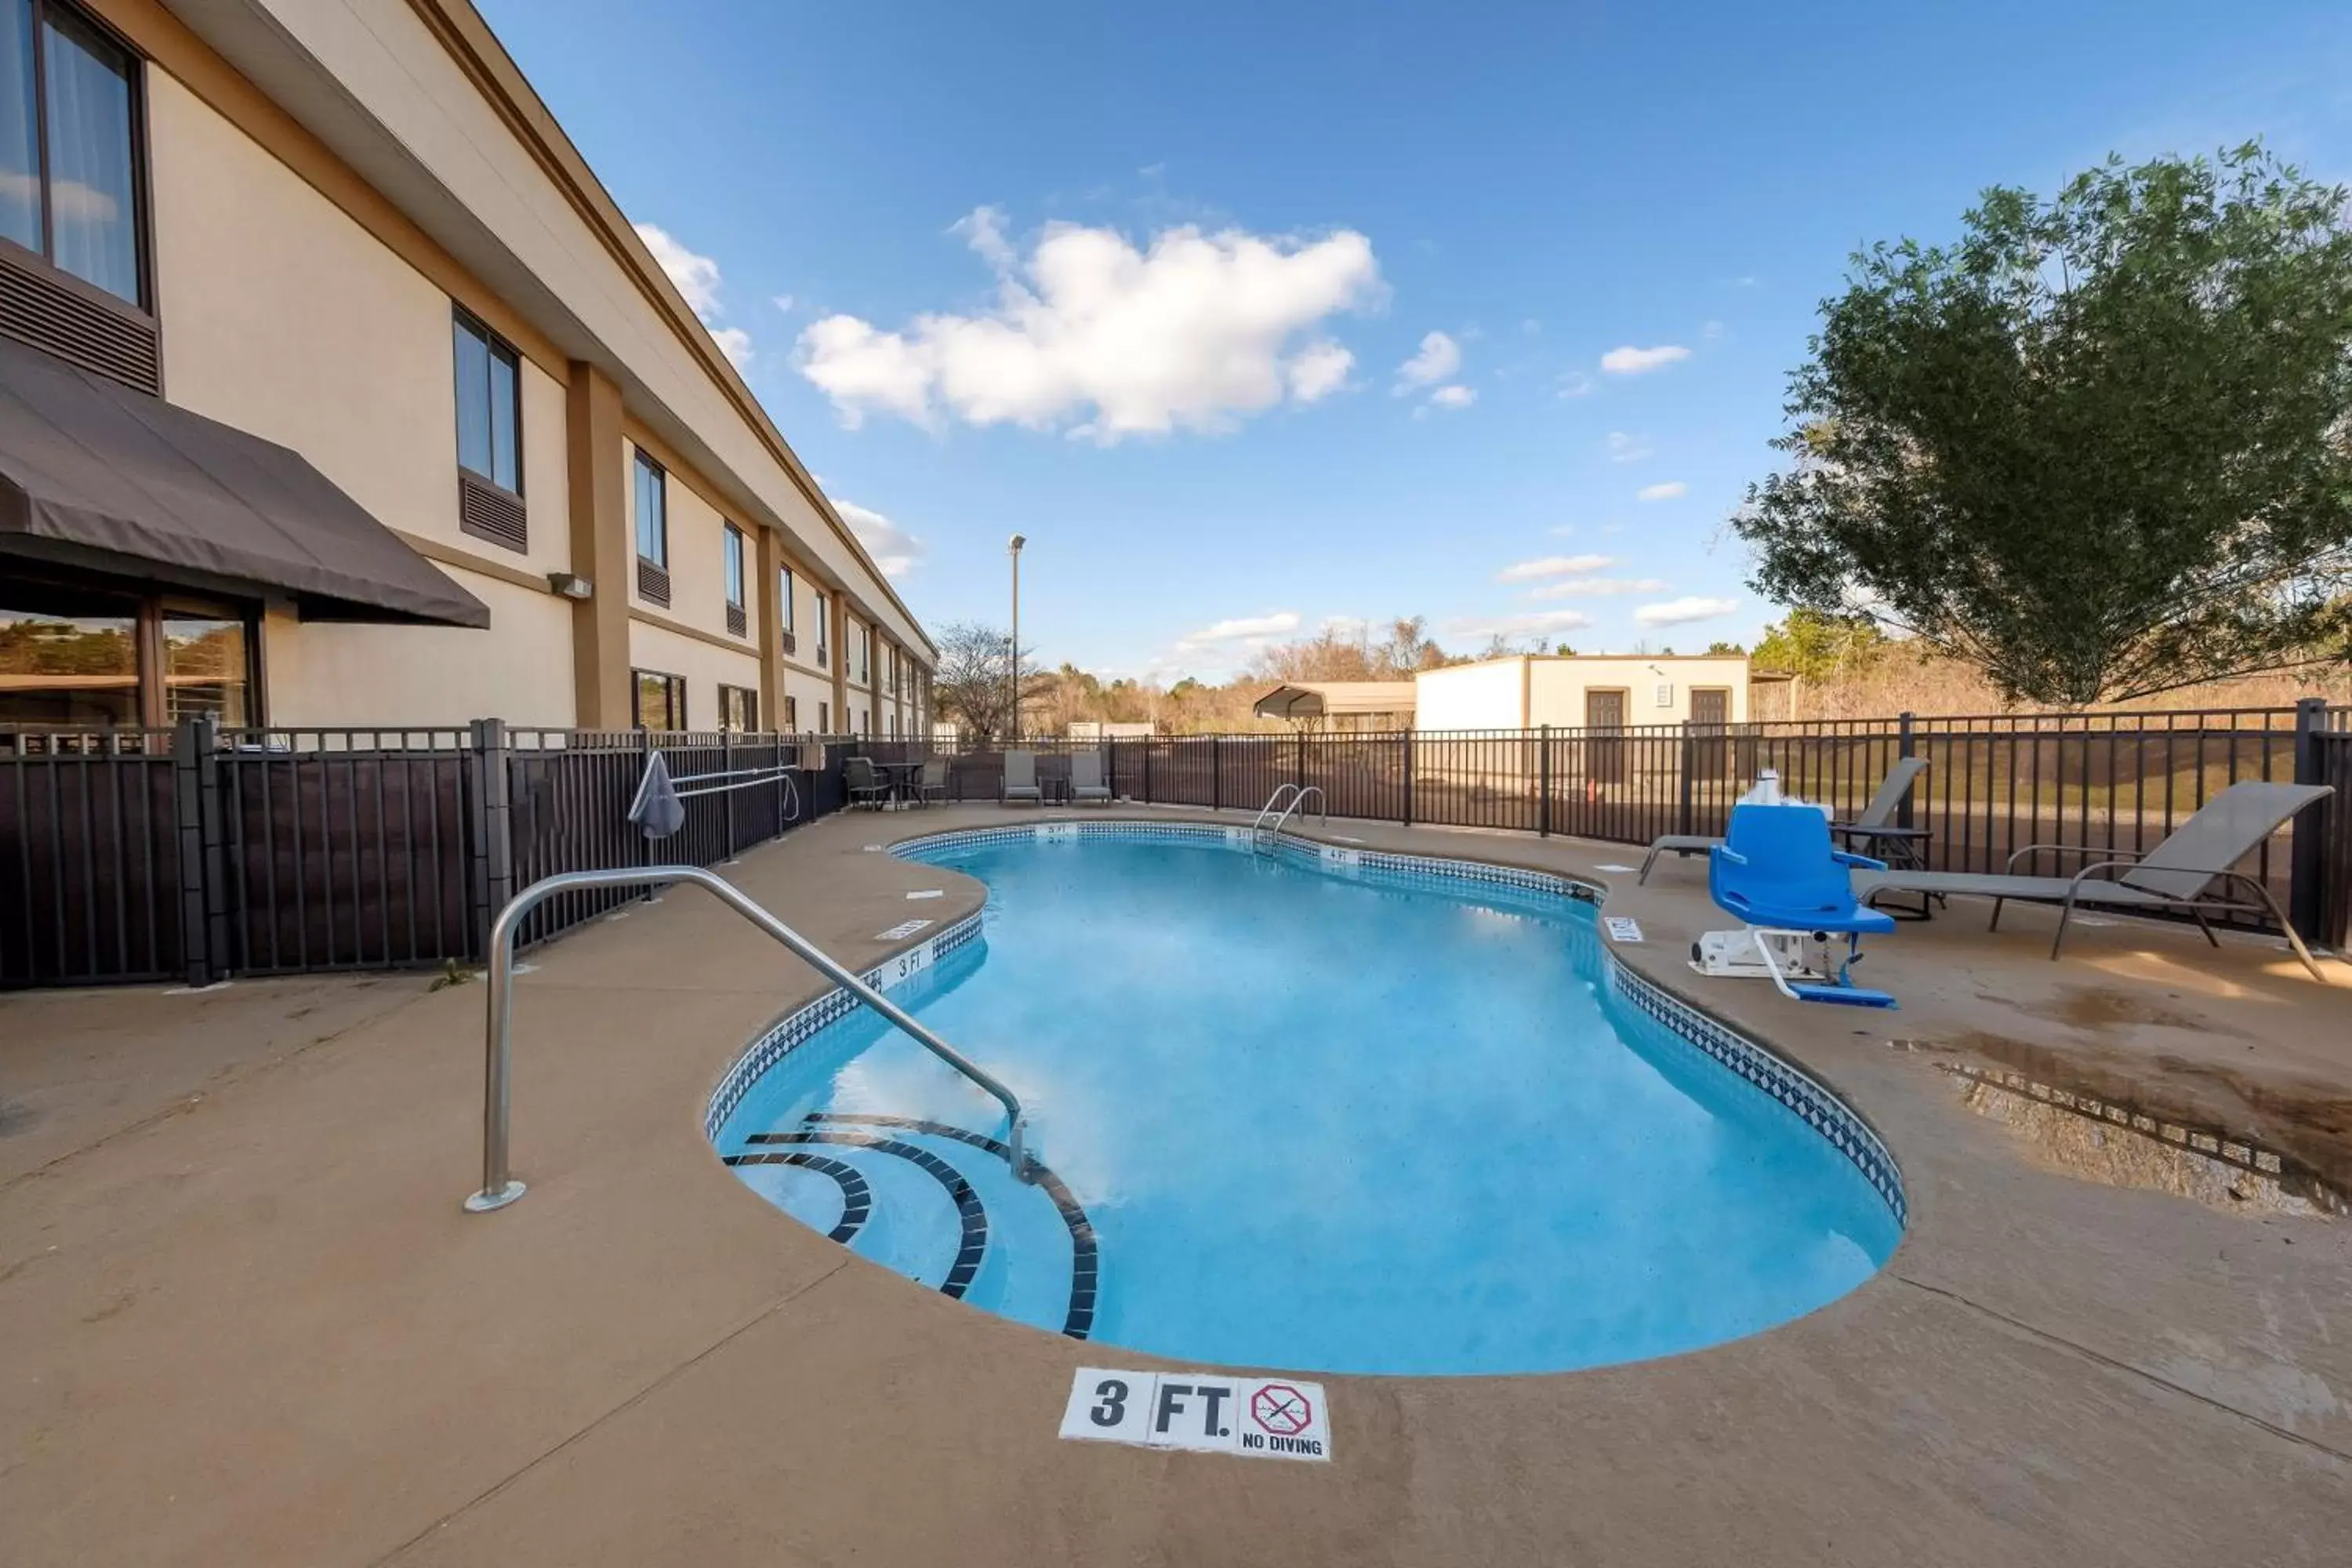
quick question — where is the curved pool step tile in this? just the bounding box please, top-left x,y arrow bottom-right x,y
807,1112 -> 1099,1341
748,1130 -> 989,1299
720,1150 -> 873,1243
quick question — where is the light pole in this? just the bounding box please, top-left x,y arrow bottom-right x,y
1007,533 -> 1026,741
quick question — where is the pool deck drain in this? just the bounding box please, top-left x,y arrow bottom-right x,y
2,804 -> 2348,1566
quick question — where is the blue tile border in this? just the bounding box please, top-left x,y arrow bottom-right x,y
705,820 -> 1907,1231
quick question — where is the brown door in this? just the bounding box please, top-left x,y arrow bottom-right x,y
1690,688 -> 1730,776
1585,688 -> 1626,785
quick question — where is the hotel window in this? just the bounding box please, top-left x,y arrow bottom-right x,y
630,668 -> 684,731
632,449 -> 670,605
777,564 -> 797,654
722,524 -> 747,637
812,590 -> 829,667
816,699 -> 829,733
782,695 -> 798,731
0,0 -> 159,391
452,308 -> 525,550
1,576 -> 254,727
717,683 -> 757,733
855,623 -> 869,685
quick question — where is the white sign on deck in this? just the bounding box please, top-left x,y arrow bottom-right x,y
1059,1367 -> 1331,1462
1603,916 -> 1644,943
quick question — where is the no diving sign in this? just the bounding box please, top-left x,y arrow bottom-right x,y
1059,1367 -> 1332,1462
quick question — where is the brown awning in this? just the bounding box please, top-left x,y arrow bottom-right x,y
0,338 -> 489,627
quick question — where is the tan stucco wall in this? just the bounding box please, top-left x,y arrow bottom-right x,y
263,571 -> 576,727
1414,660 -> 1528,729
779,668 -> 830,733
626,619 -> 764,731
1527,657 -> 1750,726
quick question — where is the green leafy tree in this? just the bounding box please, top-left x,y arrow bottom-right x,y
1737,143 -> 2352,705
1751,610 -> 1886,680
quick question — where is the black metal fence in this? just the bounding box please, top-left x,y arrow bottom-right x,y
6,702 -> 2347,987
948,700 -> 2348,949
1,720 -> 854,989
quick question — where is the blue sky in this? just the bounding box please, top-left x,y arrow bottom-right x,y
480,0 -> 2352,680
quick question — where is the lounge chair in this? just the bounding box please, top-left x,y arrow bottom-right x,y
1642,756 -> 1930,884
1069,751 -> 1112,804
1001,749 -> 1042,806
843,756 -> 889,811
1853,781 -> 2334,982
915,757 -> 949,807
1708,802 -> 1896,1007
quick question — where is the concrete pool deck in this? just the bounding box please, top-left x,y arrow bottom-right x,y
3,803 -> 2348,1566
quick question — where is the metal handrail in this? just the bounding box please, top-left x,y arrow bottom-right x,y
464,866 -> 1033,1214
1250,783 -> 1327,850
1250,783 -> 1301,833
1271,786 -> 1327,836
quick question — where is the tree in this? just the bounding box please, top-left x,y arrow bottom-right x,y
1751,609 -> 1886,680
931,620 -> 1047,742
1736,143 -> 2352,706
1704,640 -> 1745,657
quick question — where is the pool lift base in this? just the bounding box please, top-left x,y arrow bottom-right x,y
1693,926 -> 1896,1009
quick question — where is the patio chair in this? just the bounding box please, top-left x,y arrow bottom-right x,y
1069,750 -> 1112,805
1708,802 -> 1897,1008
1001,749 -> 1042,806
843,755 -> 889,811
1641,756 -> 1930,884
915,757 -> 949,808
1852,781 -> 2335,982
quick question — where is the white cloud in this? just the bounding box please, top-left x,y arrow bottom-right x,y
1497,554 -> 1615,582
635,223 -> 725,319
833,499 -> 926,577
797,209 -> 1383,441
1599,343 -> 1690,375
1529,576 -> 1671,599
1556,370 -> 1595,398
1443,608 -> 1593,639
709,327 -> 753,368
1701,319 -> 1726,341
1175,610 -> 1301,651
1287,340 -> 1356,401
1606,430 -> 1652,463
1636,481 -> 1688,502
1427,383 -> 1475,409
1395,330 -> 1461,392
1634,595 -> 1740,626
772,294 -> 797,315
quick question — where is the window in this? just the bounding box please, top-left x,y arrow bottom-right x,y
631,668 -> 684,731
632,449 -> 669,606
816,700 -> 829,734
718,683 -> 757,733
722,523 -> 747,637
452,309 -> 525,549
782,695 -> 798,731
887,711 -> 898,738
2,0 -> 144,307
813,590 -> 829,667
778,564 -> 795,633
855,622 -> 869,684
0,573 -> 254,726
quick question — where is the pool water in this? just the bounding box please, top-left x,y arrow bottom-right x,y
714,832 -> 1901,1376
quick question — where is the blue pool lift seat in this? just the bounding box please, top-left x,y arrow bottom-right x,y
1708,803 -> 1899,1008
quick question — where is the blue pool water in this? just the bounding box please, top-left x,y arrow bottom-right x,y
714,831 -> 1902,1375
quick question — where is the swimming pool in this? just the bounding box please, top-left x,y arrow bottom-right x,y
709,824 -> 1904,1376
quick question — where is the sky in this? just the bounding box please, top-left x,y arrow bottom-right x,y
477,0 -> 2352,681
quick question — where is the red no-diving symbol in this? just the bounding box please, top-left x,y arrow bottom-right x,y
1250,1383 -> 1312,1437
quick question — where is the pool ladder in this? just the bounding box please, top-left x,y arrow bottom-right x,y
1250,784 -> 1327,853
462,865 -> 1035,1214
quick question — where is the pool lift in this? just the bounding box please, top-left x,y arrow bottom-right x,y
1697,797 -> 1900,1010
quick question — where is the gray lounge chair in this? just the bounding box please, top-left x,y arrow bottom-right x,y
915,757 -> 949,807
843,755 -> 889,811
1001,749 -> 1042,806
1070,750 -> 1112,804
1640,756 -> 1931,884
1853,781 -> 2334,982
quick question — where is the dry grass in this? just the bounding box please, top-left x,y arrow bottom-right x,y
1756,646 -> 2352,721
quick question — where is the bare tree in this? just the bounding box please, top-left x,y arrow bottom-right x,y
931,621 -> 1049,742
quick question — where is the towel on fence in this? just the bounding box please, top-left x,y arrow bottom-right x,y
627,750 -> 686,840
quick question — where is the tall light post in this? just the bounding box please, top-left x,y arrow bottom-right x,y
1007,533 -> 1027,741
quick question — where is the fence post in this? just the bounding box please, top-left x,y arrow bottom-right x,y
1538,724 -> 1552,837
171,716 -> 212,985
196,716 -> 228,975
721,730 -> 736,859
468,717 -> 515,958
1401,731 -> 1414,826
2289,697 -> 2329,943
1675,722 -> 1695,839
1896,711 -> 1918,831
1144,735 -> 1155,804
1294,729 -> 1306,795
1211,735 -> 1221,811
